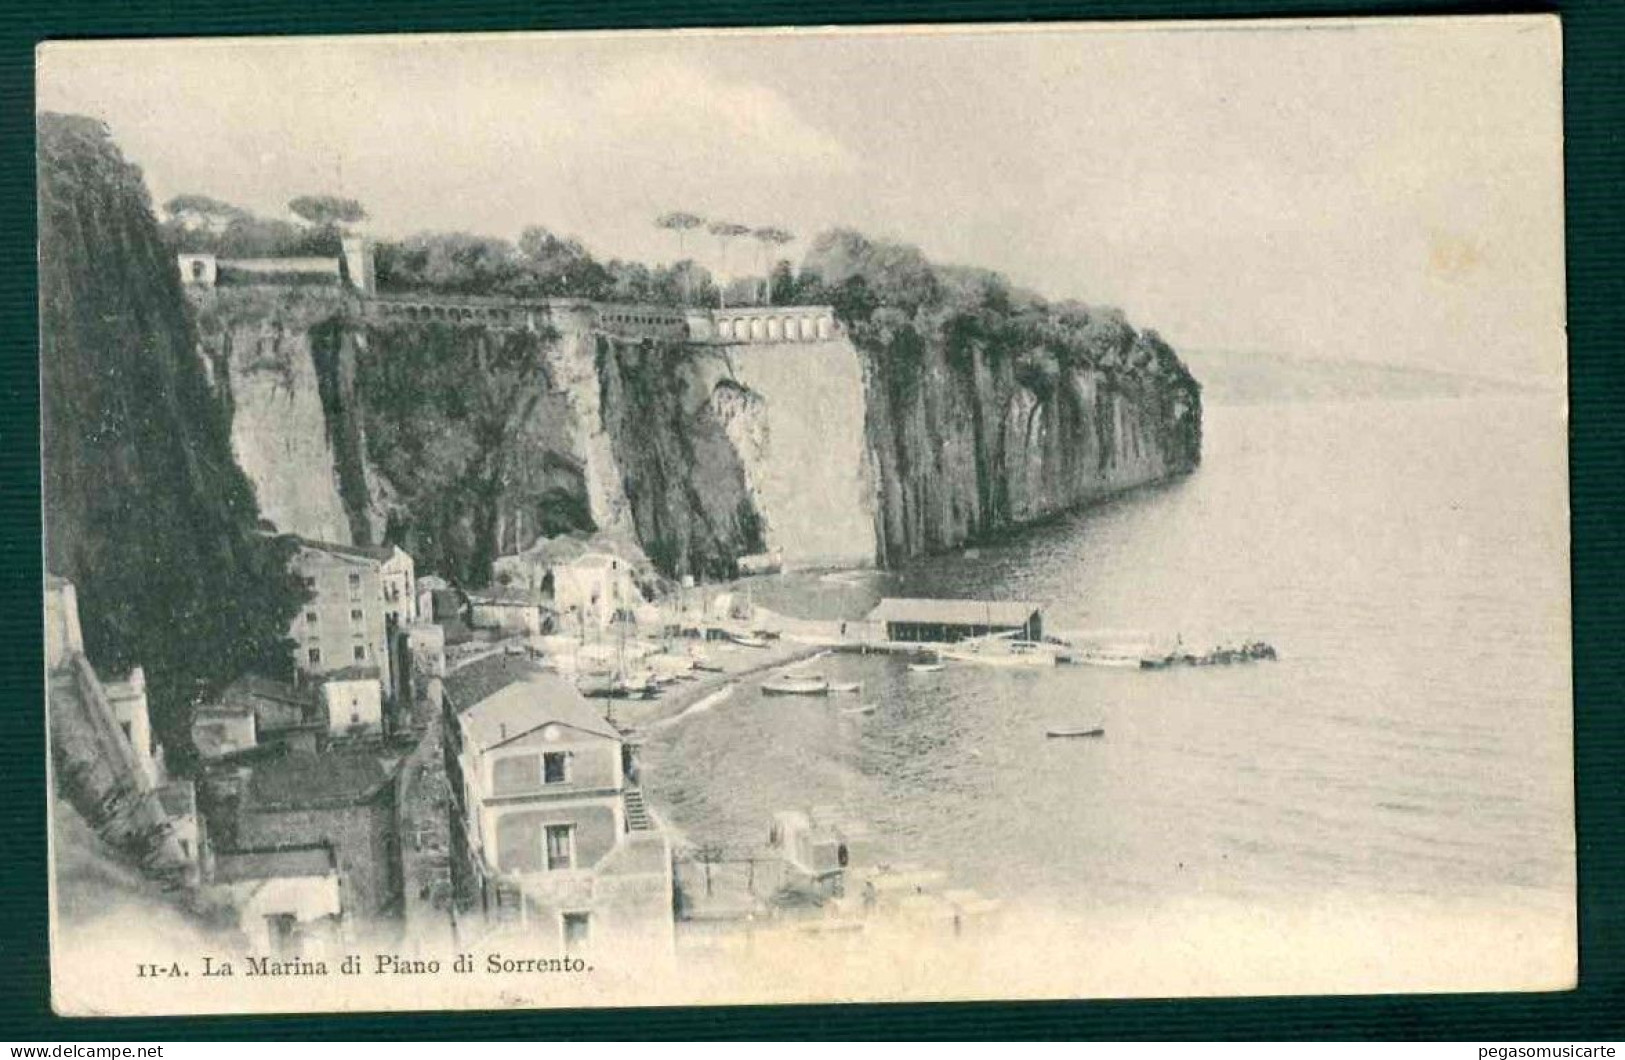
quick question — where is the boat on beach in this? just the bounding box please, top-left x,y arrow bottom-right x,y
762,675 -> 831,696
827,681 -> 863,694
908,662 -> 946,674
841,704 -> 876,716
1045,727 -> 1105,739
727,632 -> 769,648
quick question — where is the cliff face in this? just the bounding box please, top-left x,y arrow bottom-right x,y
189,287 -> 355,543
193,295 -> 1198,584
38,113 -> 307,763
861,324 -> 1201,563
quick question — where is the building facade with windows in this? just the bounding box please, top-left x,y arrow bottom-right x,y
289,539 -> 415,701
441,655 -> 673,956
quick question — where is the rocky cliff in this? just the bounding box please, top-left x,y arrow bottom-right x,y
860,315 -> 1200,564
38,113 -> 308,763
188,243 -> 1198,584
198,305 -> 1196,582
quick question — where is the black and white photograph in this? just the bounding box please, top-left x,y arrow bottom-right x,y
36,17 -> 1571,1014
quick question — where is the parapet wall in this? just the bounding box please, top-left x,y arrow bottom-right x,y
361,290 -> 837,346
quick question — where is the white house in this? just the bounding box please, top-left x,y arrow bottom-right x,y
319,667 -> 385,737
442,655 -> 673,956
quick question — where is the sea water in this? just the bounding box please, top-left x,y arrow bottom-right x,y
639,394 -> 1573,913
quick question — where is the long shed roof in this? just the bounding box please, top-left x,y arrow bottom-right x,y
866,598 -> 1042,627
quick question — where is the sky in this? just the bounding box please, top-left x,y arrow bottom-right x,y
37,18 -> 1565,383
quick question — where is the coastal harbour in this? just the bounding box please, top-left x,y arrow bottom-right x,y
634,395 -> 1573,917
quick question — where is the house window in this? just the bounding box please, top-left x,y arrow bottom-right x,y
353,644 -> 367,662
179,838 -> 191,859
350,608 -> 364,623
305,611 -> 318,623
266,914 -> 299,958
348,573 -> 361,598
561,912 -> 591,954
307,647 -> 322,665
544,824 -> 574,871
543,751 -> 568,784
492,754 -> 540,795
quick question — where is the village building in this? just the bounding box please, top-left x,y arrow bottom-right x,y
866,598 -> 1045,644
466,585 -> 550,637
441,655 -> 673,955
416,575 -> 450,624
210,845 -> 344,958
193,675 -> 332,760
45,576 -> 189,874
103,666 -> 161,787
548,552 -> 643,628
491,538 -> 649,630
191,703 -> 260,760
288,538 -> 415,703
317,666 -> 385,737
231,750 -> 404,932
177,235 -> 374,295
404,622 -> 447,681
156,780 -> 209,885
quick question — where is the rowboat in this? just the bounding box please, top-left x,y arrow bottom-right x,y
1045,727 -> 1105,739
762,676 -> 831,696
827,681 -> 863,694
908,662 -> 945,674
728,632 -> 769,648
840,704 -> 876,716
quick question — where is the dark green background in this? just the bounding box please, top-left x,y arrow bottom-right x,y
2,0 -> 1617,1040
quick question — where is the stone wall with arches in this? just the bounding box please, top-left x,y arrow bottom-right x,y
706,306 -> 838,344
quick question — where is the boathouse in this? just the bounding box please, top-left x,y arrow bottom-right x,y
867,598 -> 1043,644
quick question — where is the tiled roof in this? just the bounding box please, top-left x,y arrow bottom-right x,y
294,537 -> 399,564
223,675 -> 316,710
467,585 -> 547,605
213,844 -> 336,883
156,781 -> 196,817
322,665 -> 382,683
443,655 -> 619,749
243,751 -> 390,812
866,598 -> 1042,627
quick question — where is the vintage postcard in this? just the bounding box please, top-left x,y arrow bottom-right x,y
37,16 -> 1571,1016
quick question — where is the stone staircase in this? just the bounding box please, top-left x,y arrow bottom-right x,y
623,787 -> 654,831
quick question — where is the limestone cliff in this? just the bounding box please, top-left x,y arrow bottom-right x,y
859,318 -> 1201,564
191,291 -> 1198,584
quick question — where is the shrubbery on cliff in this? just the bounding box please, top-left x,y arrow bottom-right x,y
788,228 -> 1198,394
39,113 -> 309,765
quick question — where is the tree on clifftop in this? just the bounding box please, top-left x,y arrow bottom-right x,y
163,193 -> 248,232
39,113 -> 309,767
751,226 -> 795,303
655,212 -> 706,304
288,194 -> 367,229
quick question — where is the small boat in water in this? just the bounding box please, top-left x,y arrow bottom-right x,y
908,662 -> 946,674
762,675 -> 831,696
1045,727 -> 1105,739
841,704 -> 877,716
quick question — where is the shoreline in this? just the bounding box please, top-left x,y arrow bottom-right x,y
607,637 -> 834,735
